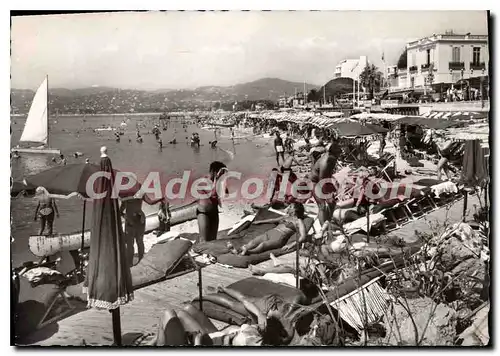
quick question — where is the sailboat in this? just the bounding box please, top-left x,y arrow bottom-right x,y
12,76 -> 61,155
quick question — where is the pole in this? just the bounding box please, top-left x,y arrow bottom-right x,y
462,190 -> 468,222
366,207 -> 370,243
352,78 -> 355,109
46,75 -> 50,148
304,81 -> 306,106
111,308 -> 122,346
198,267 -> 203,311
357,74 -> 360,107
324,84 -> 326,106
80,200 -> 86,275
295,232 -> 300,289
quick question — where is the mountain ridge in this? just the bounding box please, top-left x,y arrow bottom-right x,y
11,77 -> 320,114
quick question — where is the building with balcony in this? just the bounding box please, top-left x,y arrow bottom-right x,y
405,32 -> 488,89
334,56 -> 368,80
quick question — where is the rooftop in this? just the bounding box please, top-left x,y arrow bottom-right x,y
408,33 -> 488,47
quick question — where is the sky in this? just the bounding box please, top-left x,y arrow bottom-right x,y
11,11 -> 489,90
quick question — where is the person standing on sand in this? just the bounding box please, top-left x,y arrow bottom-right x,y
196,161 -> 228,242
120,198 -> 146,266
310,141 -> 341,227
34,187 -> 59,235
274,132 -> 285,166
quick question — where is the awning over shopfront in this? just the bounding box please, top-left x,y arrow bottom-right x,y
421,111 -> 488,121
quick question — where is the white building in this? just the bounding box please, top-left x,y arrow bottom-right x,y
405,32 -> 488,88
334,56 -> 368,80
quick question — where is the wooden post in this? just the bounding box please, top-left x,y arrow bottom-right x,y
111,308 -> 122,346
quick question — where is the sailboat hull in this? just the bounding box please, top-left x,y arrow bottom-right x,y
12,147 -> 61,155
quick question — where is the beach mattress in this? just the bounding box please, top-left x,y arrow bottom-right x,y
130,239 -> 193,290
192,277 -> 308,325
414,178 -> 444,187
198,217 -> 314,268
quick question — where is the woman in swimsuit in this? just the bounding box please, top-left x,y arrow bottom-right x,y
197,161 -> 228,242
228,203 -> 307,256
148,286 -> 301,346
34,187 -> 59,236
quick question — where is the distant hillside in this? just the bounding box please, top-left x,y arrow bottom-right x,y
228,78 -> 318,101
11,77 -> 318,114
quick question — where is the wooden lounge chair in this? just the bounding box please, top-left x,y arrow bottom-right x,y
14,254 -> 76,338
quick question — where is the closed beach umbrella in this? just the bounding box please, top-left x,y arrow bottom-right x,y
461,139 -> 489,220
462,139 -> 488,187
85,151 -> 133,346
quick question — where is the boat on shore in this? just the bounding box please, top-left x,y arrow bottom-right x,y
28,201 -> 198,258
12,76 -> 61,155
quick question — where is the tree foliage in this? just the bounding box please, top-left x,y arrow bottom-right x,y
307,89 -> 320,102
397,48 -> 408,69
359,64 -> 383,100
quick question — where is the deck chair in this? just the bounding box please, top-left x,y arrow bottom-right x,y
15,253 -> 76,334
377,158 -> 396,182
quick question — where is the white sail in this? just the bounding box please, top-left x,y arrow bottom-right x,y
20,77 -> 48,144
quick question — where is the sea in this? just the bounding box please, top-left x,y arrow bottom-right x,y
10,114 -> 277,267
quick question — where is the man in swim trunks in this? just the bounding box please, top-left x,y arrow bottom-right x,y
310,141 -> 341,226
274,131 -> 285,166
197,161 -> 228,242
120,198 -> 146,266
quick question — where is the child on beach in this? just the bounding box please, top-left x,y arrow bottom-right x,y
157,198 -> 171,235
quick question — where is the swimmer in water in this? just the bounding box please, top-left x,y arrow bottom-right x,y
209,141 -> 218,148
170,138 -> 177,144
12,150 -> 20,159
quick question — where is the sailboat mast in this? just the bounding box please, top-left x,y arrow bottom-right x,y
46,75 -> 50,148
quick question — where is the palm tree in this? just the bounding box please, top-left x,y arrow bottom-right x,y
359,64 -> 383,100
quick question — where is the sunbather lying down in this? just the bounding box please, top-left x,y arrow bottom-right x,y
227,203 -> 307,256
147,286 -> 304,346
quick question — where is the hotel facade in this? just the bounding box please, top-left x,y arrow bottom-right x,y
403,32 -> 488,89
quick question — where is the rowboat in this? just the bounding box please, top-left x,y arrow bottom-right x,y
28,201 -> 198,257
